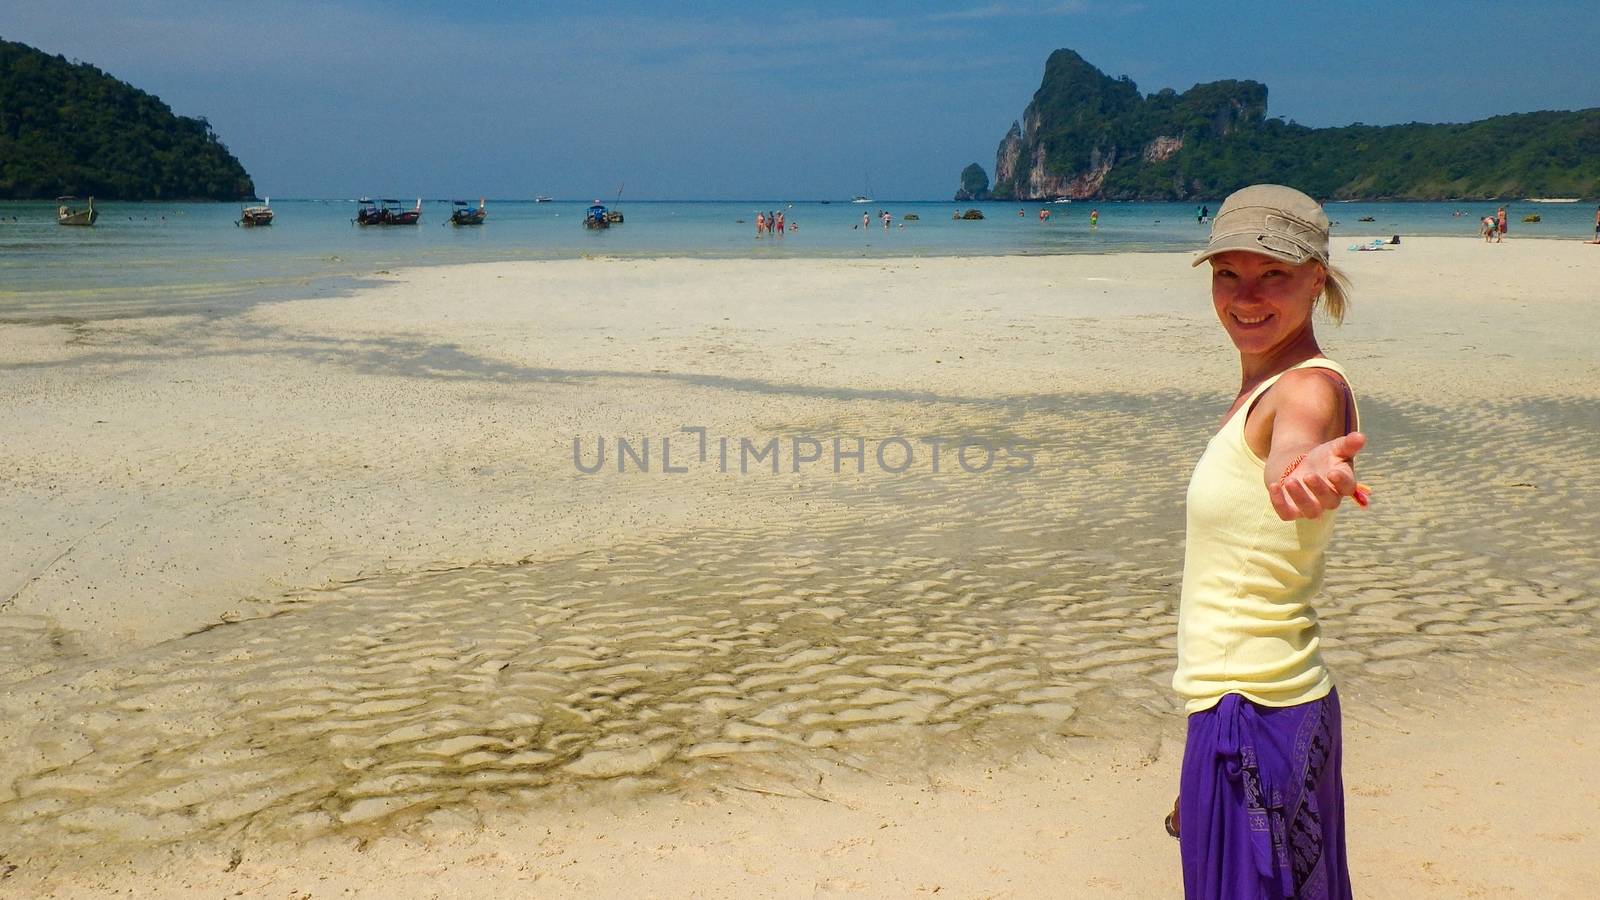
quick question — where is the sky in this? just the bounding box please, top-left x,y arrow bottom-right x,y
4,1 -> 1597,200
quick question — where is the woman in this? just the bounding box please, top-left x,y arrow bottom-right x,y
1169,184 -> 1368,899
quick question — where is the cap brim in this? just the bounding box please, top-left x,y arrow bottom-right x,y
1191,232 -> 1316,267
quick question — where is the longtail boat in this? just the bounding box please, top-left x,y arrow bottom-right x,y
356,198 -> 384,226
450,198 -> 487,226
385,198 -> 422,226
57,196 -> 97,226
238,197 -> 274,227
355,197 -> 422,226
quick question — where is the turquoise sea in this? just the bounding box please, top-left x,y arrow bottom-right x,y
2,198 -> 1594,320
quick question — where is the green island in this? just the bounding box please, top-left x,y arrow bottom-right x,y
959,49 -> 1600,202
0,37 -> 254,200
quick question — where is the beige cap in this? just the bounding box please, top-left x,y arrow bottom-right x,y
1191,184 -> 1330,267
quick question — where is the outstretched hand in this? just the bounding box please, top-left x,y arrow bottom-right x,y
1268,431 -> 1371,521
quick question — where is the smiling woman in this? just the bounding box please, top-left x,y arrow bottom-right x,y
1207,251 -> 1329,356
1170,184 -> 1366,900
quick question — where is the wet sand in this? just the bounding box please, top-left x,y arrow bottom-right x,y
2,239 -> 1597,896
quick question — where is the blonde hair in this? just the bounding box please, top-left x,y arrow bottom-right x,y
1317,263 -> 1351,325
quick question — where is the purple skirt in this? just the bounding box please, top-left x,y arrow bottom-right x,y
1179,689 -> 1352,900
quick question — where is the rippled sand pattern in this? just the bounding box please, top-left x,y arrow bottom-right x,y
2,391 -> 1596,855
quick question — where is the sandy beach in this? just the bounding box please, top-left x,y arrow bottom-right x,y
2,238 -> 1597,897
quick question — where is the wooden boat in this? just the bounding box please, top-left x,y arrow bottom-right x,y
355,198 -> 384,226
238,197 -> 273,227
450,198 -> 487,226
606,184 -> 626,223
57,196 -> 97,226
355,197 -> 422,226
584,204 -> 610,230
386,198 -> 422,226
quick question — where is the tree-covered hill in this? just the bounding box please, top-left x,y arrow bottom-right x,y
0,37 -> 255,200
968,49 -> 1600,202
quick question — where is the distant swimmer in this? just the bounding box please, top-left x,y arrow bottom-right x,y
1090,209 -> 1099,229
1197,204 -> 1209,223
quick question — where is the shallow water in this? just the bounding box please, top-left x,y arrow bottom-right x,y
5,199 -> 1592,320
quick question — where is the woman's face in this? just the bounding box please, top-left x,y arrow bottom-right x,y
1209,251 -> 1324,356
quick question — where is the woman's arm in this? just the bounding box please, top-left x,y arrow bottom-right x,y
1260,370 -> 1368,521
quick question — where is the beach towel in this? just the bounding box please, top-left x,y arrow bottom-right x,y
1178,689 -> 1352,900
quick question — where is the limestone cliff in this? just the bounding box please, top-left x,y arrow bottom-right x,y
966,47 -> 1600,201
982,49 -> 1263,201
993,122 -> 1022,191
955,163 -> 991,201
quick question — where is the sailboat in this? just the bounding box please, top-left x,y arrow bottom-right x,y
851,173 -> 873,204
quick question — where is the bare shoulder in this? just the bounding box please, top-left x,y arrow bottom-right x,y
1276,366 -> 1348,400
1263,367 -> 1349,437
1245,367 -> 1350,456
